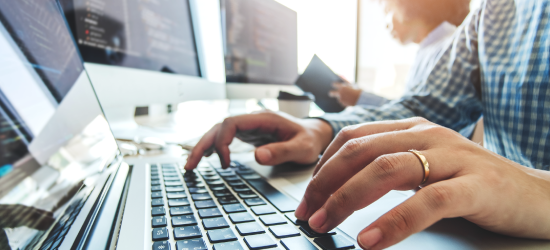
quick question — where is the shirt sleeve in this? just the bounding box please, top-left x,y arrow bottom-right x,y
355,91 -> 390,107
322,9 -> 484,138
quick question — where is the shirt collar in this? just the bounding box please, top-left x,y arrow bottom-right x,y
419,21 -> 457,48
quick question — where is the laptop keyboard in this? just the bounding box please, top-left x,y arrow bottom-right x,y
149,161 -> 357,250
26,189 -> 92,250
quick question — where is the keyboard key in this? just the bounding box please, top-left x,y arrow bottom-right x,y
213,189 -> 233,197
223,204 -> 246,213
168,198 -> 190,207
203,175 -> 220,181
151,191 -> 164,198
184,176 -> 201,182
218,172 -> 236,177
228,212 -> 255,224
238,191 -> 258,199
207,180 -> 226,186
223,176 -> 241,182
163,173 -> 178,177
251,205 -> 276,215
213,241 -> 244,250
151,180 -> 161,185
186,181 -> 205,188
218,196 -> 239,205
195,200 -> 217,209
211,185 -> 228,191
246,179 -> 298,213
259,214 -> 287,226
153,241 -> 171,250
152,207 -> 165,216
176,239 -> 207,250
269,225 -> 300,238
165,181 -> 183,186
170,206 -> 193,216
300,224 -> 336,238
172,215 -> 197,227
235,222 -> 265,236
152,198 -> 164,207
232,185 -> 251,193
166,186 -> 185,192
240,174 -> 261,180
244,234 -> 277,249
244,198 -> 266,207
281,236 -> 318,250
152,216 -> 167,228
202,217 -> 230,230
164,176 -> 181,181
314,235 -> 355,250
188,187 -> 208,194
173,225 -> 202,240
198,208 -> 223,218
236,169 -> 256,175
151,185 -> 163,192
207,228 -> 238,243
167,192 -> 187,199
152,228 -> 169,241
192,193 -> 213,201
151,175 -> 160,181
285,213 -> 307,225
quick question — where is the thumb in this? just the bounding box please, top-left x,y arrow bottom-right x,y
255,139 -> 317,166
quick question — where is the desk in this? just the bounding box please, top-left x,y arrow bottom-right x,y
119,100 -> 550,250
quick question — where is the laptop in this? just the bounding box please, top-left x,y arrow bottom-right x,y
0,1 -> 358,250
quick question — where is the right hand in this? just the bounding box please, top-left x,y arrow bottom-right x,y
184,111 -> 333,170
328,81 -> 363,107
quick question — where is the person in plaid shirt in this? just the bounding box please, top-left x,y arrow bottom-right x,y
185,0 -> 550,249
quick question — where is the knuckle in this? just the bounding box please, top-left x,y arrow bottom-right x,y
338,126 -> 356,142
371,154 -> 402,180
423,185 -> 454,210
409,116 -> 429,124
340,138 -> 366,158
307,176 -> 325,195
387,206 -> 415,233
331,189 -> 354,209
221,117 -> 234,127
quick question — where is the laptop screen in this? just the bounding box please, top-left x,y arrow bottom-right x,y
0,0 -> 118,249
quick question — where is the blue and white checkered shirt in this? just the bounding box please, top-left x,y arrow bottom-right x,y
323,0 -> 550,170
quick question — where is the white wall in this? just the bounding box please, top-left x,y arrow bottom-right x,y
274,0 -> 358,82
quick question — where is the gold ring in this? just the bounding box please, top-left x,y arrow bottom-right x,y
409,150 -> 430,185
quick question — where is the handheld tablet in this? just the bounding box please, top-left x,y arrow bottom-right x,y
294,55 -> 345,113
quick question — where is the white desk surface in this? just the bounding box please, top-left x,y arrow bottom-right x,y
118,100 -> 550,250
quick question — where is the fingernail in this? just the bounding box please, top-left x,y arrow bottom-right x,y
359,228 -> 382,249
256,148 -> 272,163
295,199 -> 308,220
309,208 -> 327,230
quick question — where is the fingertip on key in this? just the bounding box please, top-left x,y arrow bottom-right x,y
308,208 -> 327,231
295,199 -> 308,220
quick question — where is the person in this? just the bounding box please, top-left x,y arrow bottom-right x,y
184,0 -> 550,249
329,0 -> 470,108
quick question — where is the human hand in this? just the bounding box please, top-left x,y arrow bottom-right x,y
184,111 -> 333,170
294,117 -> 550,249
328,81 -> 363,107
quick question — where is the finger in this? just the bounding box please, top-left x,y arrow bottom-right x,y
307,152 -> 431,233
212,113 -> 288,168
254,135 -> 319,166
312,118 -> 424,176
184,124 -> 221,170
357,177 -> 474,250
332,82 -> 343,89
296,129 -> 422,220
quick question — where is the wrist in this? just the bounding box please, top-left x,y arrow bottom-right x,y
301,118 -> 333,152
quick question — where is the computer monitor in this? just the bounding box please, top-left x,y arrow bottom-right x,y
221,0 -> 303,99
59,0 -> 226,130
0,1 -> 119,248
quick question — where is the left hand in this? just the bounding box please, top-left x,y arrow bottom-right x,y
294,117 -> 550,249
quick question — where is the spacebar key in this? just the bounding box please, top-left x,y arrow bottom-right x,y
245,179 -> 298,213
